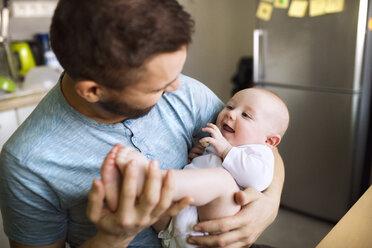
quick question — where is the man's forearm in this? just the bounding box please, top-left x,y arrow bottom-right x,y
79,232 -> 134,248
264,147 -> 285,206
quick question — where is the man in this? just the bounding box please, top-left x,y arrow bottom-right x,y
0,0 -> 284,247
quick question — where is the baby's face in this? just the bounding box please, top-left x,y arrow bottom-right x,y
216,89 -> 279,147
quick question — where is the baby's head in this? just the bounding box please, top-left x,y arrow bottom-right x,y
216,88 -> 289,148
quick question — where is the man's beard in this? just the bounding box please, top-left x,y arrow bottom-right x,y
98,98 -> 154,120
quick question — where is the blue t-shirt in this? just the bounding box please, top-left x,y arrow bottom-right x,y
0,74 -> 223,247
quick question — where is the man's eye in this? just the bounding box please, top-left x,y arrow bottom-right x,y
226,105 -> 233,110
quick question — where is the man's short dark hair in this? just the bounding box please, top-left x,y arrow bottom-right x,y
50,0 -> 194,89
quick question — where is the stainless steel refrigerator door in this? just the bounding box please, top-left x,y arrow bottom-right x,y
264,85 -> 358,221
255,0 -> 361,91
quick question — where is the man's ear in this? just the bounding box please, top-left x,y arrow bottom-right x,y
265,135 -> 281,148
75,80 -> 102,103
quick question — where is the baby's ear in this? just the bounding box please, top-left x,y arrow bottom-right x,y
265,135 -> 281,148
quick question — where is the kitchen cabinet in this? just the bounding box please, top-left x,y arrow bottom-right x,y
0,104 -> 38,150
0,104 -> 42,246
0,109 -> 18,149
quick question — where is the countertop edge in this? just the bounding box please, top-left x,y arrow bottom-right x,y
0,89 -> 50,112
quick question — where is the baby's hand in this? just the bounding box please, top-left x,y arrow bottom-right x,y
188,143 -> 205,163
199,123 -> 232,159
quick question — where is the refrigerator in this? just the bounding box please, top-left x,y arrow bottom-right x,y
253,0 -> 372,222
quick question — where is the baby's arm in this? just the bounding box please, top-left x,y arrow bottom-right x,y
199,123 -> 274,191
223,146 -> 274,191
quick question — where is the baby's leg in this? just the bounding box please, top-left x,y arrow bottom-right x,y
172,168 -> 241,221
115,146 -> 151,195
110,147 -> 240,225
162,168 -> 241,247
116,146 -> 149,171
103,146 -> 150,211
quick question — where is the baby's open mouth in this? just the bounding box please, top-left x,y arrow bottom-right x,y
223,124 -> 235,133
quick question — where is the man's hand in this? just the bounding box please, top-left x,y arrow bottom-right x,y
85,144 -> 191,248
187,188 -> 279,247
199,123 -> 232,159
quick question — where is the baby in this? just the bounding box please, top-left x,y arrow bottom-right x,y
106,88 -> 289,248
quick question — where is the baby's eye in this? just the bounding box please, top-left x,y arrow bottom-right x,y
226,105 -> 233,110
242,112 -> 252,119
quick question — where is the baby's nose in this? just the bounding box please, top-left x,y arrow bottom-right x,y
227,110 -> 237,120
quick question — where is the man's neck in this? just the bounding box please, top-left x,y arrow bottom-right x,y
61,74 -> 126,124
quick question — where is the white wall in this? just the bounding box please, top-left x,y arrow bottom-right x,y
180,0 -> 256,102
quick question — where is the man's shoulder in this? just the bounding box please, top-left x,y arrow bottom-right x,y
165,74 -> 222,107
178,74 -> 212,94
2,86 -> 67,161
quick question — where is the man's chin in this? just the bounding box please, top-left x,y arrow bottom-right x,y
97,95 -> 157,120
124,108 -> 153,119
99,103 -> 154,120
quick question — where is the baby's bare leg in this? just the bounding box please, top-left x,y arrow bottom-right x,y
172,168 -> 241,221
115,147 -> 240,224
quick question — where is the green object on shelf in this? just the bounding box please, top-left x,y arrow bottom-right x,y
11,42 -> 36,76
0,76 -> 16,92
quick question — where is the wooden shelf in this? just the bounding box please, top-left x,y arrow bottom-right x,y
0,89 -> 49,112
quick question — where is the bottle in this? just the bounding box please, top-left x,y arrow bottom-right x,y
36,33 -> 63,72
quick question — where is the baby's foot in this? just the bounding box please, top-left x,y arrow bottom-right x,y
116,146 -> 148,166
116,146 -> 149,173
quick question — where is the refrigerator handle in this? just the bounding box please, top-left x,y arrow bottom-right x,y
253,29 -> 265,83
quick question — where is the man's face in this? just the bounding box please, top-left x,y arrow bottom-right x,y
98,46 -> 187,119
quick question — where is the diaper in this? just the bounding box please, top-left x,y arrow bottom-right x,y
158,206 -> 207,248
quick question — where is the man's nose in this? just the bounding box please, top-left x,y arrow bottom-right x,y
164,77 -> 180,93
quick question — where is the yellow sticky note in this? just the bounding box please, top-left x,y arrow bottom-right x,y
325,0 -> 344,13
288,0 -> 308,18
309,0 -> 326,17
256,2 -> 274,21
274,0 -> 289,9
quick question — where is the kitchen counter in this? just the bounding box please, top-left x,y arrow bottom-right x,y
0,66 -> 61,112
0,85 -> 52,112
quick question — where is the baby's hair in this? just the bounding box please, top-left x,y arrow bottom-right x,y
251,88 -> 290,137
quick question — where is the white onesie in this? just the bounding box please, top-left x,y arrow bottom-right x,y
158,144 -> 274,248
